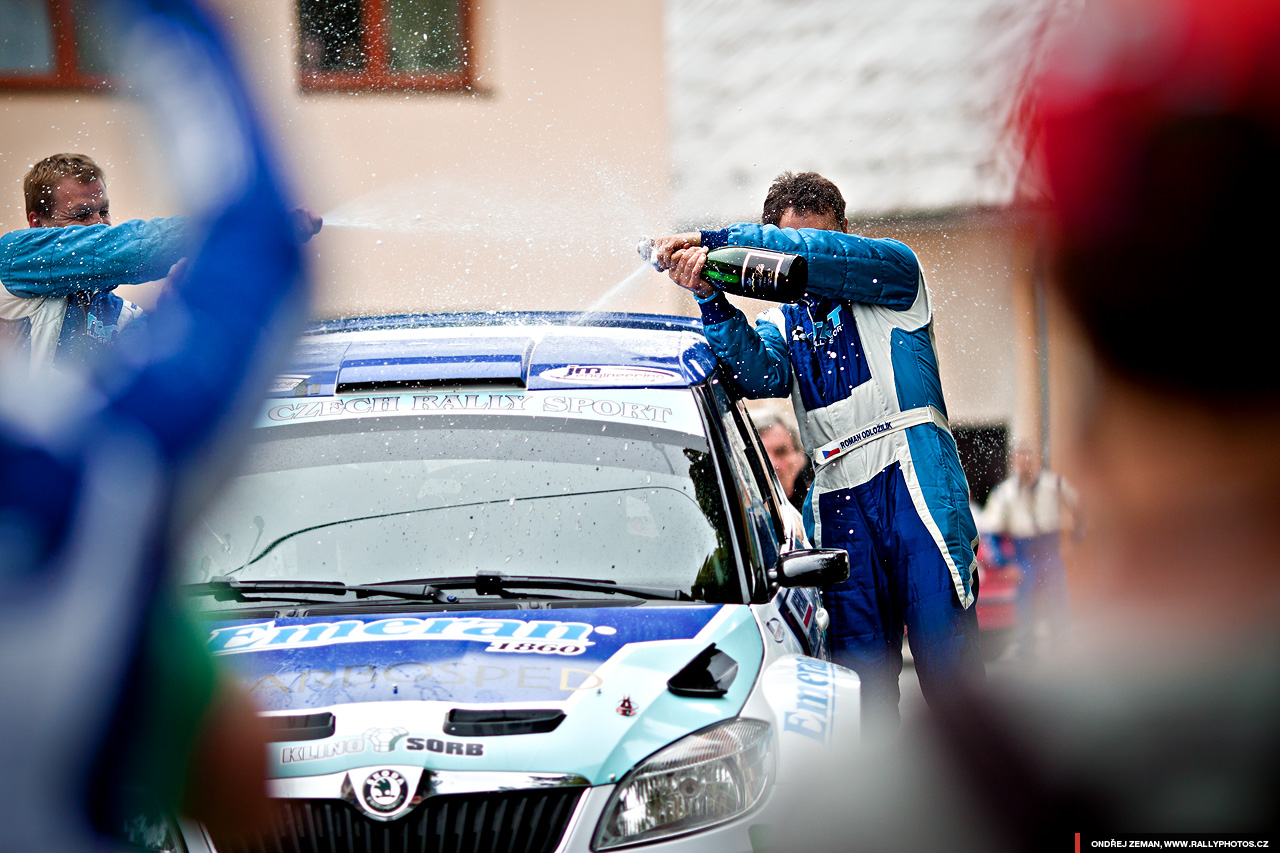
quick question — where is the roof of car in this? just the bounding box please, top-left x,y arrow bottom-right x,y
275,312 -> 721,397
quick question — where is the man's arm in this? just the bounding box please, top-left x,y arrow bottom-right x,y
703,224 -> 921,310
0,217 -> 189,298
700,293 -> 793,397
667,244 -> 791,397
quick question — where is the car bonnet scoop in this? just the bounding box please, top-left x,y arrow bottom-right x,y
667,643 -> 739,698
262,712 -> 336,742
335,335 -> 533,391
443,708 -> 566,737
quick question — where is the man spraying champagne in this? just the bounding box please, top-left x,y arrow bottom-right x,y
651,171 -> 983,732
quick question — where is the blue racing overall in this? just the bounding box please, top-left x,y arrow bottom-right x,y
0,216 -> 190,370
696,224 -> 983,727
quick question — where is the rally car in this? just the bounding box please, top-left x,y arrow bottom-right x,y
176,312 -> 859,853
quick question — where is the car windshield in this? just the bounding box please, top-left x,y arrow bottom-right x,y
182,410 -> 740,602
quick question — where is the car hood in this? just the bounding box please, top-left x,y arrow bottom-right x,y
206,604 -> 764,784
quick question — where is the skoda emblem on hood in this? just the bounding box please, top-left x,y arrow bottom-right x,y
363,769 -> 409,813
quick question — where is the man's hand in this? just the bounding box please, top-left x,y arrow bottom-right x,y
290,207 -> 323,243
650,231 -> 701,271
668,245 -> 718,300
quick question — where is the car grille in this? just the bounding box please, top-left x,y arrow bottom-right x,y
212,788 -> 586,853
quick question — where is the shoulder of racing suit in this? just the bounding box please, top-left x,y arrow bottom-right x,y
0,216 -> 189,300
708,223 -> 922,311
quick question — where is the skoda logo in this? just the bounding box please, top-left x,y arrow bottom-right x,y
363,769 -> 409,813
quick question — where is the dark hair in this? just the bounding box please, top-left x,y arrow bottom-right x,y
24,153 -> 104,219
762,171 -> 845,227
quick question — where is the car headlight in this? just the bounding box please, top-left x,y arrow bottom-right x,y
592,718 -> 773,850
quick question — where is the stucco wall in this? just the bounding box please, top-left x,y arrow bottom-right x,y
0,0 -> 680,317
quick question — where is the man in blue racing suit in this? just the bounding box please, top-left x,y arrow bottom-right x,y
0,152 -> 320,372
655,171 -> 983,729
0,153 -> 185,370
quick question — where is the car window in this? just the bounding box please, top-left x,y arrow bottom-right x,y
732,401 -> 790,542
705,379 -> 782,597
183,411 -> 743,603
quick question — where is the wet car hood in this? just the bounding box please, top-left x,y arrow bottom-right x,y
206,604 -> 765,784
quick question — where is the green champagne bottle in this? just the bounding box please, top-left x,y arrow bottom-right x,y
636,237 -> 807,302
699,246 -> 807,301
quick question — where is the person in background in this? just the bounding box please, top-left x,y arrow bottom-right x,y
753,0 -> 1280,847
751,403 -> 813,511
655,171 -> 983,732
980,440 -> 1074,662
0,152 -> 321,372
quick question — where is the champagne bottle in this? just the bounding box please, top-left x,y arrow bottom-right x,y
699,246 -> 807,301
637,237 -> 807,302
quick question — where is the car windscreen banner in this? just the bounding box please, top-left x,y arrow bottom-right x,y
259,388 -> 706,436
207,605 -> 728,708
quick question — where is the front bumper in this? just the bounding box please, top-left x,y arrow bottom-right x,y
199,770 -> 774,853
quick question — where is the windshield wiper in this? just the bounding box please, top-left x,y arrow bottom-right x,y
184,572 -> 692,603
183,577 -> 452,603
374,572 -> 693,601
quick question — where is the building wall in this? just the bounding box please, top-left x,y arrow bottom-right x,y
663,0 -> 1057,226
898,215 -> 1024,429
0,0 -> 679,318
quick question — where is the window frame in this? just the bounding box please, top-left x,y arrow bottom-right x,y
696,377 -> 785,605
0,0 -> 110,92
732,401 -> 792,543
299,0 -> 475,93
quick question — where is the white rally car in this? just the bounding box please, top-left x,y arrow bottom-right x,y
177,312 -> 860,853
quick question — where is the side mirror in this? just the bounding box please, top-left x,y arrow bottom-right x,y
772,548 -> 849,588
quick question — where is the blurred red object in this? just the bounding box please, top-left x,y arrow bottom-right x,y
1036,0 -> 1280,239
1028,0 -> 1280,396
